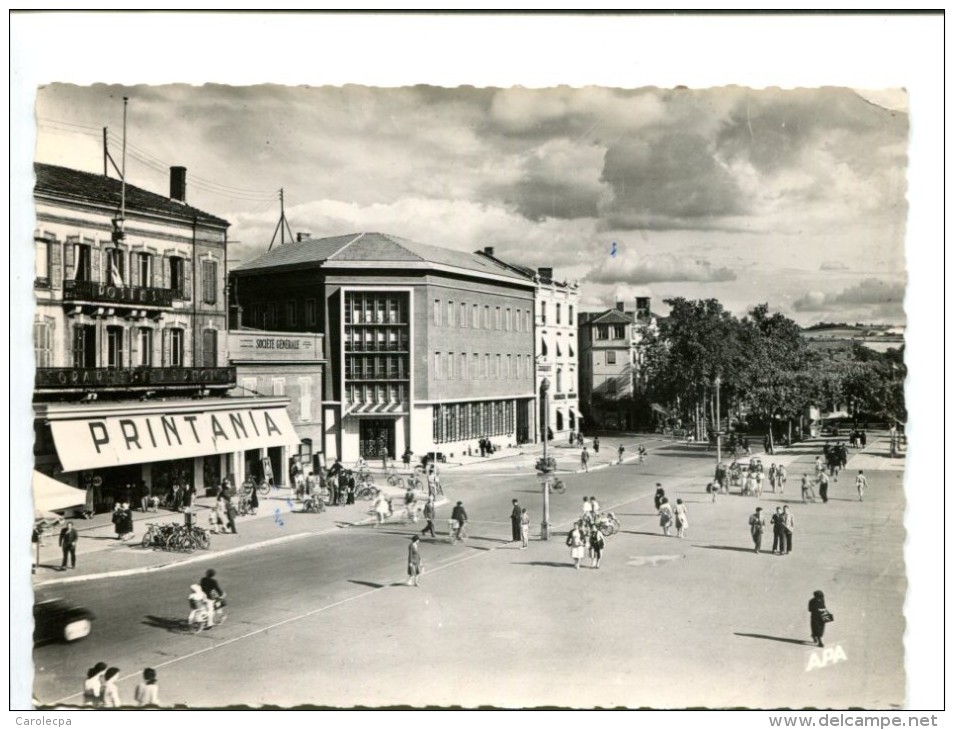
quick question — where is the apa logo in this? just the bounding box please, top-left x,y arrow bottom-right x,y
806,645 -> 847,671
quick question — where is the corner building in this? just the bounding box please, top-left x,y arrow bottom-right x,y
231,233 -> 537,463
32,163 -> 298,505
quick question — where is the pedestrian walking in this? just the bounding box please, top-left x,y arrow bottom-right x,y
818,471 -> 830,503
510,499 -> 522,542
777,464 -> 787,493
617,443 -> 625,464
346,472 -> 356,505
580,447 -> 590,472
768,464 -> 778,493
749,507 -> 766,554
134,668 -> 160,707
856,470 -> 868,501
373,493 -> 390,527
593,436 -> 600,453
808,590 -> 833,647
800,474 -> 816,503
83,662 -> 108,707
754,470 -> 764,498
225,496 -> 238,534
566,522 -> 585,569
58,521 -> 78,570
589,524 -> 606,568
519,508 -> 530,549
770,506 -> 784,554
102,667 -> 122,708
781,505 -> 794,554
707,481 -> 717,503
405,535 -> 422,586
421,497 -> 436,538
654,484 -> 666,511
581,496 -> 593,524
673,498 -> 688,538
590,495 -> 601,517
658,497 -> 674,537
451,501 -> 468,542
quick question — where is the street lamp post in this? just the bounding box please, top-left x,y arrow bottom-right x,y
541,377 -> 551,541
714,375 -> 722,465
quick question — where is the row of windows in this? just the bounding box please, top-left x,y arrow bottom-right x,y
343,328 -> 409,352
344,355 -> 409,381
241,376 -> 314,421
35,237 -> 217,302
247,299 -> 321,330
539,301 -> 575,327
433,400 -> 516,444
594,324 -> 630,340
539,336 -> 575,359
33,320 -> 213,369
344,294 -> 407,325
433,298 -> 532,333
433,352 -> 531,380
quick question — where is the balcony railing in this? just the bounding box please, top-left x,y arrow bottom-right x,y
35,366 -> 236,390
63,279 -> 176,308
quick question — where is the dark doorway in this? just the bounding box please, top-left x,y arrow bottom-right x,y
359,419 -> 395,459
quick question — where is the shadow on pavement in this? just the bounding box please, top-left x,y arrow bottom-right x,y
142,614 -> 189,633
348,579 -> 387,589
516,561 -> 575,569
695,544 -> 759,554
734,632 -> 813,646
622,530 -> 673,538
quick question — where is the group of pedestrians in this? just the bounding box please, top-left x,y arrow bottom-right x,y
83,662 -> 159,708
565,520 -> 606,569
747,505 -> 795,555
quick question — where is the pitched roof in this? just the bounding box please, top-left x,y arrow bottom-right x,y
34,162 -> 229,227
582,309 -> 636,326
233,232 -> 530,285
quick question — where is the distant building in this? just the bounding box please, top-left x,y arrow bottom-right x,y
578,298 -> 656,430
231,233 -> 536,463
32,163 -> 298,505
475,249 -> 581,441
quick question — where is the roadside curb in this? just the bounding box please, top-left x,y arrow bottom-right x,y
33,496 -> 452,588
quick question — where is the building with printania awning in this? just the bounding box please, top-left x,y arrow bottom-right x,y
32,163 -> 300,508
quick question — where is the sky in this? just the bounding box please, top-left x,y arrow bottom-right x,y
34,83 -> 909,326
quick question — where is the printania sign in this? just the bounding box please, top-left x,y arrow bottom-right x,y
50,407 -> 299,471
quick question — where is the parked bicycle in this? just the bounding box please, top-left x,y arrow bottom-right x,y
384,466 -> 404,487
594,512 -> 620,537
243,478 -> 271,498
141,522 -> 211,552
546,476 -> 566,495
357,484 -> 380,501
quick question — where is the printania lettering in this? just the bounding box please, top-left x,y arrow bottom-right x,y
87,411 -> 285,453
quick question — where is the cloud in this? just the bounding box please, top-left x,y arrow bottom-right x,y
793,278 -> 906,314
585,249 -> 737,285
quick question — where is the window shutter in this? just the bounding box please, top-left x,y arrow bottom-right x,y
161,256 -> 171,290
50,240 -> 62,289
183,327 -> 193,366
91,245 -> 103,283
64,242 -> 75,280
183,258 -> 193,300
129,253 -> 139,287
130,326 -> 139,365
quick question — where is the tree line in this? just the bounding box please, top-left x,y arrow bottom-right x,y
636,298 -> 906,446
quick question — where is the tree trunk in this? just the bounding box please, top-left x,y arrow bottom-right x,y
787,418 -> 793,445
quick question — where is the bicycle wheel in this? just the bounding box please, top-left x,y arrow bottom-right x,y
257,482 -> 271,497
387,474 -> 400,487
141,532 -> 154,549
193,528 -> 211,550
551,478 -> 566,494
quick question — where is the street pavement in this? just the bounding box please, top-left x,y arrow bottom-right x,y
31,431 -> 905,709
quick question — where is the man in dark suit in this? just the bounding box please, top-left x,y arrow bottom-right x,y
59,521 -> 79,570
770,507 -> 784,555
510,499 -> 522,542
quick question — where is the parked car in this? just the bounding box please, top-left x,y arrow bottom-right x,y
33,598 -> 95,644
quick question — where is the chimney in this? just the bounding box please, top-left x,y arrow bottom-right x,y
538,267 -> 553,281
636,296 -> 651,320
615,301 -> 625,312
170,166 -> 187,203
483,246 -> 494,256
297,232 -> 312,242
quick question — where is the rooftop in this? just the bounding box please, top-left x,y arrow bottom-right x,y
34,162 -> 230,228
232,232 -> 531,285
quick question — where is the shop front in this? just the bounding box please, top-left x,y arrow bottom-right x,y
34,396 -> 300,507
